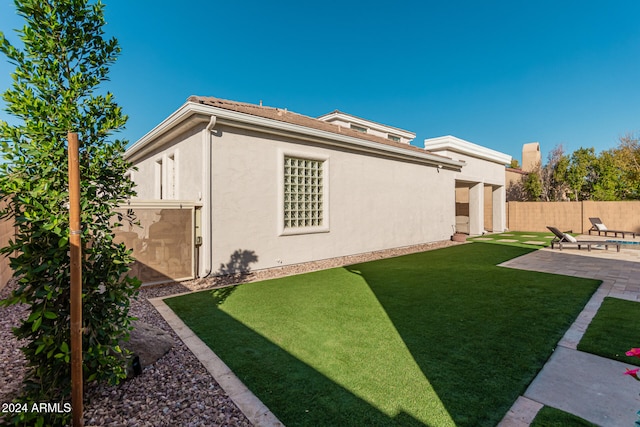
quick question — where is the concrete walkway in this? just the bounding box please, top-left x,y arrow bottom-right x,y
149,295 -> 284,427
498,243 -> 640,426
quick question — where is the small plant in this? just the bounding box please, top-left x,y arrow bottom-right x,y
623,348 -> 640,426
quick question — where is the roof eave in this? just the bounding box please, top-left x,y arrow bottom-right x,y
125,102 -> 211,162
126,102 -> 465,169
424,135 -> 512,165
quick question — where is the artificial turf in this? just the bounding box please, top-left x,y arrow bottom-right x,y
467,231 -> 557,249
578,297 -> 640,366
530,406 -> 598,426
165,243 -> 601,426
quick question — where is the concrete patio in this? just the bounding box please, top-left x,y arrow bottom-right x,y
498,237 -> 640,426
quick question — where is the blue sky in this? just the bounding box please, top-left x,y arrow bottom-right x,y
1,1 -> 640,164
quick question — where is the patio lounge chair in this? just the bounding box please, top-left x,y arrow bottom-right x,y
588,217 -> 637,239
547,226 -> 621,252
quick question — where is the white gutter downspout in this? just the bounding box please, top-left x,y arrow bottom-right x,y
200,115 -> 216,277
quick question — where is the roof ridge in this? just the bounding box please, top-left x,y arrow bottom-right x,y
189,95 -> 291,112
186,95 -> 453,162
318,109 -> 416,136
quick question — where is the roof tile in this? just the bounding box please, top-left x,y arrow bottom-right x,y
188,96 -> 447,159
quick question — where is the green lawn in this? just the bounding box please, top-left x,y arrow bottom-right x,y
578,297 -> 640,365
531,406 -> 598,426
165,243 -> 601,426
467,231 -> 557,249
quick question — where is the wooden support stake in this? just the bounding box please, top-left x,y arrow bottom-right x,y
68,132 -> 84,427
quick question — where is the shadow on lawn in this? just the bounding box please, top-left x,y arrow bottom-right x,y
164,293 -> 427,427
347,243 -> 599,427
167,243 -> 600,427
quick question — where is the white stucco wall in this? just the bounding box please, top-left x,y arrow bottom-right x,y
431,149 -> 507,234
208,126 -> 455,273
436,150 -> 506,186
130,127 -> 203,201
129,122 -> 461,276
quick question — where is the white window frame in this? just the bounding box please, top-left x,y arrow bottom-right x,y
167,151 -> 178,199
155,158 -> 163,199
277,149 -> 330,236
124,169 -> 134,184
154,151 -> 179,200
350,124 -> 368,133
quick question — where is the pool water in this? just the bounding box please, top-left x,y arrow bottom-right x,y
607,240 -> 640,249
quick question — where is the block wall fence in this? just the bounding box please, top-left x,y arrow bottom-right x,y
506,201 -> 640,234
1,200 -> 639,289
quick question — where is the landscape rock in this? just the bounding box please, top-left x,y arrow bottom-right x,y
122,320 -> 174,368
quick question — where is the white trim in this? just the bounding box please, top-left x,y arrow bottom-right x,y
200,119 -> 215,278
456,174 -> 486,185
126,105 -> 212,161
154,157 -> 163,199
124,169 -> 134,184
277,149 -> 330,236
350,123 -> 368,133
167,150 -> 178,199
120,199 -> 202,209
317,110 -> 416,141
424,135 -> 512,165
126,102 -> 463,170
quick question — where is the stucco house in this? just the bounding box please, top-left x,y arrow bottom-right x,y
123,96 -> 511,281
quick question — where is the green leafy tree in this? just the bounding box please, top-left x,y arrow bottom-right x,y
565,147 -> 597,201
610,134 -> 640,199
523,170 -> 543,200
591,150 -> 620,201
530,138 -> 640,202
539,145 -> 570,201
0,0 -> 139,425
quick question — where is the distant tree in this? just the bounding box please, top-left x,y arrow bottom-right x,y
565,147 -> 597,201
610,134 -> 640,199
0,0 -> 139,425
506,178 -> 528,201
591,150 -> 620,201
539,145 -> 570,201
509,159 -> 520,169
523,137 -> 640,202
523,170 -> 543,200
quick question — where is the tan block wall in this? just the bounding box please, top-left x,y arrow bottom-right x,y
0,200 -> 15,290
507,201 -> 640,234
580,201 -> 640,233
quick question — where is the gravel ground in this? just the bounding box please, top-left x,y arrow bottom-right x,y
0,280 -> 252,427
0,240 -> 459,426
